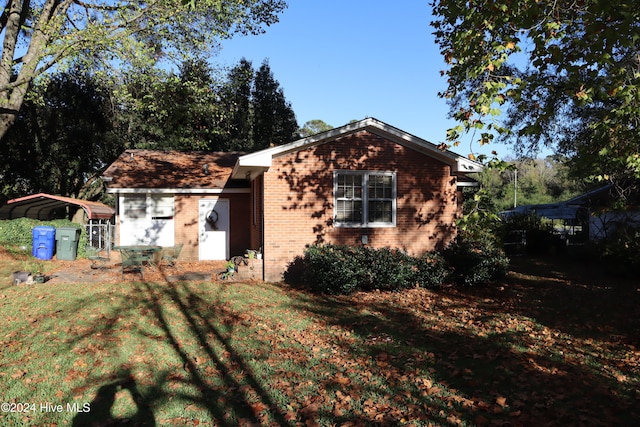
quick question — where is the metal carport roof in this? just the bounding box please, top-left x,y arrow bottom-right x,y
500,185 -> 612,221
0,193 -> 115,220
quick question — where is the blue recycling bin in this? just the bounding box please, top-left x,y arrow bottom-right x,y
32,226 -> 56,260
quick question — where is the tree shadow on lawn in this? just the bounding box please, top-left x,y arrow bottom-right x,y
471,255 -> 640,346
286,257 -> 640,426
72,368 -> 156,427
57,254 -> 640,426
67,280 -> 290,426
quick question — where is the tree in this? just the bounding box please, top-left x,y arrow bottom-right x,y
431,1 -> 640,193
0,0 -> 287,141
251,59 -> 298,150
119,58 -> 225,151
0,66 -> 123,201
217,58 -> 254,151
116,57 -> 297,152
299,119 -> 333,137
474,156 -> 584,212
116,67 -> 172,150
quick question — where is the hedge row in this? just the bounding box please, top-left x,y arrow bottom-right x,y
285,238 -> 508,294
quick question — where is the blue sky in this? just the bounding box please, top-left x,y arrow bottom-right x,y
215,0 -> 515,159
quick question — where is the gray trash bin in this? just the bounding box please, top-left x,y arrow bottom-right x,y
55,227 -> 81,260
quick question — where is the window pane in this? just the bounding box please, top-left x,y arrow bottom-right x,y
124,195 -> 146,219
368,200 -> 392,223
353,175 -> 362,198
337,174 -> 346,198
151,195 -> 174,219
336,173 -> 362,199
337,200 -> 363,223
368,174 -> 392,199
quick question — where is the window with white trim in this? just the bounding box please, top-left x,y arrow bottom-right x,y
334,171 -> 396,227
123,195 -> 147,219
122,194 -> 174,220
150,195 -> 174,220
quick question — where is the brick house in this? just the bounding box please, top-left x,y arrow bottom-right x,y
102,118 -> 482,281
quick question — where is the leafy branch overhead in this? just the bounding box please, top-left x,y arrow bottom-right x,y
0,0 -> 287,140
431,0 -> 640,182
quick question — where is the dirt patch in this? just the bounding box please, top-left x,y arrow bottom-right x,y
0,246 -> 28,262
41,258 -> 229,284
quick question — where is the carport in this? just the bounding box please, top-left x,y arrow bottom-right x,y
0,193 -> 115,250
0,193 -> 114,220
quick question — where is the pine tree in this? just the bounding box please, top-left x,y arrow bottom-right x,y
219,58 -> 254,151
251,60 -> 298,150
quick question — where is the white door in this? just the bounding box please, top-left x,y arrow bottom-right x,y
199,199 -> 230,260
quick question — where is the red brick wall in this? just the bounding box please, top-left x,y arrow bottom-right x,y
250,175 -> 264,252
227,193 -> 252,256
174,194 -> 197,260
262,131 -> 460,281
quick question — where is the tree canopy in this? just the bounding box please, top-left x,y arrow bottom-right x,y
431,0 -> 640,195
251,59 -> 298,150
118,58 -> 226,151
299,119 -> 333,137
472,156 -> 584,212
0,56 -> 300,200
0,0 -> 287,141
1,65 -> 123,201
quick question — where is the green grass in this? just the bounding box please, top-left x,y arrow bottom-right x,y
1,255 -> 639,426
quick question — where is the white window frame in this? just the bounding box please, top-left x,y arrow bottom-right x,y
122,194 -> 174,221
334,170 -> 397,228
150,195 -> 175,220
119,193 -> 175,246
123,194 -> 147,220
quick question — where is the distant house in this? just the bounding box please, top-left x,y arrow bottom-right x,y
102,118 -> 482,281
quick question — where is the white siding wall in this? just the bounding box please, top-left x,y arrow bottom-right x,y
119,194 -> 175,246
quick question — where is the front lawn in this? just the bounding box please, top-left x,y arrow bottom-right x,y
1,256 -> 638,426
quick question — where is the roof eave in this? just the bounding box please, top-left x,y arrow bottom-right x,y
454,157 -> 483,174
232,117 -> 484,175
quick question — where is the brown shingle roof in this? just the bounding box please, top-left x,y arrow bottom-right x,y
102,150 -> 248,190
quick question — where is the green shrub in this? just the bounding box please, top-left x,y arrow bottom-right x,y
0,218 -> 39,249
288,239 -> 510,293
442,234 -> 509,286
289,244 -> 449,294
355,247 -> 417,291
596,229 -> 640,277
300,245 -> 365,295
414,252 -> 447,289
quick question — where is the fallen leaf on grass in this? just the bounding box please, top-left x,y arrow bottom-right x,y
334,373 -> 350,385
376,351 -> 389,361
11,370 -> 27,379
300,403 -> 318,418
474,415 -> 490,426
251,402 -> 267,414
